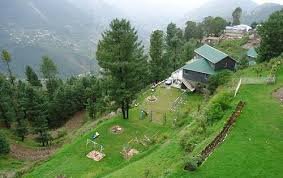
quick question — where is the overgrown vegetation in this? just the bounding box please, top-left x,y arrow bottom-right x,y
0,133 -> 10,155
207,70 -> 232,94
0,54 -> 107,146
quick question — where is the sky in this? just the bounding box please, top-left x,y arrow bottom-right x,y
105,0 -> 283,17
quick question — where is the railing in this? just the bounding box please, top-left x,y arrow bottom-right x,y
241,76 -> 276,84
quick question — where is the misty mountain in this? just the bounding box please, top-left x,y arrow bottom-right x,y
182,0 -> 257,22
0,0 -> 123,78
182,0 -> 282,26
242,3 -> 283,24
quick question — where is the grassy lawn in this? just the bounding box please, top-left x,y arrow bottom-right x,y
24,113 -> 171,178
139,86 -> 182,123
99,67 -> 283,178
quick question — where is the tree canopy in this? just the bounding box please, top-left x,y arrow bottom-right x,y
257,9 -> 283,62
150,30 -> 167,83
96,19 -> 148,119
232,7 -> 242,26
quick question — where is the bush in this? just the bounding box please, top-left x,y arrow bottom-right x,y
0,133 -> 10,155
175,114 -> 192,128
207,71 -> 232,94
184,155 -> 203,171
205,91 -> 233,124
206,103 -> 224,123
180,128 -> 205,153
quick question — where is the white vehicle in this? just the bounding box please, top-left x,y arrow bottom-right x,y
165,78 -> 173,85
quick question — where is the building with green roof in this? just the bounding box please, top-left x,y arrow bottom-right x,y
247,48 -> 258,65
181,44 -> 236,88
247,48 -> 258,59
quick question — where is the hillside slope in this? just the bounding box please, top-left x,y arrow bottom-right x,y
0,0 -> 123,77
182,0 -> 282,24
105,67 -> 283,178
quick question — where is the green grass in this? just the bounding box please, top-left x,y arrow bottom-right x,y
24,86 -> 199,178
216,38 -> 248,61
139,86 -> 182,123
0,156 -> 25,172
170,67 -> 283,177
97,67 -> 283,178
24,112 -> 171,178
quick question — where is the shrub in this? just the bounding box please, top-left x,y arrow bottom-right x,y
176,114 -> 192,128
0,133 -> 10,155
180,130 -> 205,153
184,155 -> 203,171
205,91 -> 233,124
238,56 -> 249,69
206,103 -> 224,123
207,70 -> 232,94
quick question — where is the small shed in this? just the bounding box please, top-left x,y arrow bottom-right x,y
247,48 -> 258,65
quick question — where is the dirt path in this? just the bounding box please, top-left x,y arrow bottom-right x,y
10,144 -> 57,161
64,111 -> 86,132
10,112 -> 86,161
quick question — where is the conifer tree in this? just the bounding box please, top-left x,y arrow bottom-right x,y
96,19 -> 148,119
232,7 -> 242,26
25,65 -> 42,87
1,50 -> 15,85
258,9 -> 283,62
149,30 -> 166,83
166,23 -> 184,71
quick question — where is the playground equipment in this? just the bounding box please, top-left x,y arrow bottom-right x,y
86,138 -> 105,161
120,147 -> 139,160
92,132 -> 100,140
111,125 -> 123,134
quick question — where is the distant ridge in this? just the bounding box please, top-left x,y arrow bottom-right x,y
181,0 -> 282,25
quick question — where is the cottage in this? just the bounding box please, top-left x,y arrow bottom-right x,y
247,47 -> 258,65
224,24 -> 252,39
181,44 -> 236,91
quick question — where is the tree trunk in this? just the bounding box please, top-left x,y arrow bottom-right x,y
121,102 -> 126,119
125,101 -> 129,119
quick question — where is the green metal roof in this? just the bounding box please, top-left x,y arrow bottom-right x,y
194,44 -> 228,64
183,58 -> 216,75
247,48 -> 258,58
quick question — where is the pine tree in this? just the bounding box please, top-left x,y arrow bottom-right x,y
0,133 -> 10,155
86,98 -> 96,119
40,56 -> 59,94
1,50 -> 14,85
32,97 -> 50,146
166,23 -> 184,71
15,117 -> 28,142
232,7 -> 242,26
96,19 -> 148,119
25,65 -> 42,87
0,75 -> 15,128
181,39 -> 198,64
184,21 -> 198,41
40,56 -> 58,80
257,9 -> 283,62
149,30 -> 166,83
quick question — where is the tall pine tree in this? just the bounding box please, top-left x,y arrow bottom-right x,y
96,19 -> 148,119
149,30 -> 167,83
25,65 -> 42,87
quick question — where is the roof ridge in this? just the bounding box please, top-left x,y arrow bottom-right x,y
194,44 -> 228,64
204,44 -> 228,57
